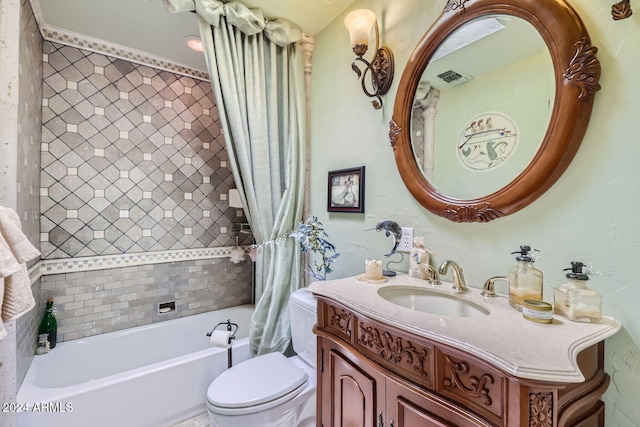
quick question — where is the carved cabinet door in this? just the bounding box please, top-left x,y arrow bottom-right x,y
320,338 -> 386,427
387,376 -> 492,427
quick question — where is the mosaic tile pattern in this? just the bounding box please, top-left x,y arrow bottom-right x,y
40,41 -> 245,259
40,247 -> 237,275
41,258 -> 253,342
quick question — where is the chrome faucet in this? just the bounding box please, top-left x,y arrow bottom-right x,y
438,260 -> 467,293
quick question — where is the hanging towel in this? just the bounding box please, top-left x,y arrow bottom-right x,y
0,206 -> 40,341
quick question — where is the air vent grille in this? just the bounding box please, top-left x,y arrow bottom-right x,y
437,70 -> 473,86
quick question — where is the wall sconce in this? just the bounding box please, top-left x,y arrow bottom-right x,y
344,9 -> 394,110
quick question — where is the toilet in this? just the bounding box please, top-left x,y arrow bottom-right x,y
206,288 -> 317,427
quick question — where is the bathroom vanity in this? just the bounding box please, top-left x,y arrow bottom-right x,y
309,276 -> 620,427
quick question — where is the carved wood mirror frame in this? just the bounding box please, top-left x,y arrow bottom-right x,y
390,0 -> 601,222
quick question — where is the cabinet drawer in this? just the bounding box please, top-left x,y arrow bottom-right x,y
356,316 -> 435,390
317,299 -> 354,344
435,348 -> 505,425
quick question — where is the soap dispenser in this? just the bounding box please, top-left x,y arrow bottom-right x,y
554,261 -> 602,323
508,245 -> 543,311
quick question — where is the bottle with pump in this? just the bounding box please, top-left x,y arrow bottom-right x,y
508,245 -> 543,311
38,298 -> 57,349
554,261 -> 602,323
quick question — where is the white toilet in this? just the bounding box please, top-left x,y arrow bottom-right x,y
206,288 -> 317,427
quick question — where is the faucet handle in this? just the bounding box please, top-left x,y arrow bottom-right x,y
422,264 -> 441,285
481,276 -> 508,297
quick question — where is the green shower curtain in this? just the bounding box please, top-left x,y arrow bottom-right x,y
164,0 -> 306,355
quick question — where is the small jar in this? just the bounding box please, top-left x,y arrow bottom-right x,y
35,333 -> 50,355
522,300 -> 553,324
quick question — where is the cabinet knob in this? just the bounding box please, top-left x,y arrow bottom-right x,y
378,411 -> 383,427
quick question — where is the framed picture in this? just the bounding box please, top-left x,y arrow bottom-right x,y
327,166 -> 365,213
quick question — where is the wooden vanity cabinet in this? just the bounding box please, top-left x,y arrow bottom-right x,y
314,297 -> 609,427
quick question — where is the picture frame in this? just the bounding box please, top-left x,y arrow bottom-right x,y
327,166 -> 365,213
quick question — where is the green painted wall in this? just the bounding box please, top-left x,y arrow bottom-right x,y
309,0 -> 640,424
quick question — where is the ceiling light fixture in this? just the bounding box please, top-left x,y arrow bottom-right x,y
185,36 -> 204,52
344,9 -> 394,110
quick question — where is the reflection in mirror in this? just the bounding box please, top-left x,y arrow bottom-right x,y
411,15 -> 554,199
391,0 -> 601,223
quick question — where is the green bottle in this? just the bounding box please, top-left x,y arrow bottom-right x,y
38,298 -> 57,349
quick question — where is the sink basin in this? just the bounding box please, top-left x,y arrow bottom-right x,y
378,287 -> 490,318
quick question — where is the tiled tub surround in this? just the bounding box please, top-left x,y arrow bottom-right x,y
39,256 -> 253,343
39,41 -> 245,259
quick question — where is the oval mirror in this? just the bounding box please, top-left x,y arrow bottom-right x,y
391,0 -> 601,222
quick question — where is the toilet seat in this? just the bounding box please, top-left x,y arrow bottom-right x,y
207,352 -> 309,416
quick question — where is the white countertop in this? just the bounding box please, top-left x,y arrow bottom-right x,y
308,274 -> 621,383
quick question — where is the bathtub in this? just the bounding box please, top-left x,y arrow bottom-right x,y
17,305 -> 254,427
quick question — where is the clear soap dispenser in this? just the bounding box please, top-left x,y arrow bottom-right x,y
508,245 -> 543,311
554,261 -> 602,323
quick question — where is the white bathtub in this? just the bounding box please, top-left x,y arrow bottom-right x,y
17,305 -> 254,427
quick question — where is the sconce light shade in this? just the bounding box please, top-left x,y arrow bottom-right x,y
344,9 -> 376,52
228,189 -> 243,208
344,9 -> 394,110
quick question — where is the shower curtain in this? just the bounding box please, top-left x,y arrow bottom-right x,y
164,0 -> 306,355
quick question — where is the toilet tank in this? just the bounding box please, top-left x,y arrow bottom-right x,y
289,288 -> 317,367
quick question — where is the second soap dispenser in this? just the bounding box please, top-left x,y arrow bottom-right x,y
554,261 -> 602,323
508,245 -> 543,311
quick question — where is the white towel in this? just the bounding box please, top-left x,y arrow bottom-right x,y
0,206 -> 40,341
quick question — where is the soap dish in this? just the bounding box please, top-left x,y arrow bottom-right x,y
355,274 -> 389,284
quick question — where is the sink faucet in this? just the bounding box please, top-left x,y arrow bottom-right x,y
422,264 -> 441,285
481,276 -> 508,297
438,260 -> 467,293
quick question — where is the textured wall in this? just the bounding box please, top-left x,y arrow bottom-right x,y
310,0 -> 640,425
13,0 -> 43,389
39,41 -> 242,259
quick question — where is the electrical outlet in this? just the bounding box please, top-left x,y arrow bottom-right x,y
398,227 -> 414,252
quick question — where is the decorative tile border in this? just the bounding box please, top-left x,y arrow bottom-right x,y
27,0 -> 208,83
29,247 -> 247,281
28,263 -> 43,285
40,26 -> 210,81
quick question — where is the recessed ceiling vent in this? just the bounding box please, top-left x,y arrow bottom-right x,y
437,70 -> 473,87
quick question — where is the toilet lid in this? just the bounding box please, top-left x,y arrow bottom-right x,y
207,352 -> 308,410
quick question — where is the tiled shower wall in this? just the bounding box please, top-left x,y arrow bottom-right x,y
36,41 -> 253,343
41,259 -> 252,342
40,41 -> 240,259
